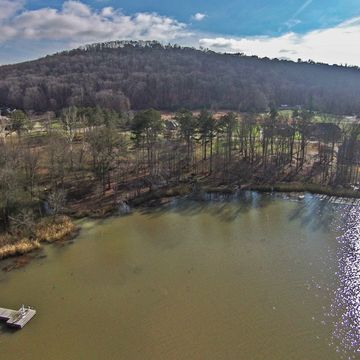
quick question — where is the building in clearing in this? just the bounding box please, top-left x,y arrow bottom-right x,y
309,123 -> 342,142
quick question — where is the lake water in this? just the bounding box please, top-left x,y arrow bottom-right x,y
0,192 -> 359,359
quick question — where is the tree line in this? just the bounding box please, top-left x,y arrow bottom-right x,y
1,106 -> 359,234
1,41 -> 360,115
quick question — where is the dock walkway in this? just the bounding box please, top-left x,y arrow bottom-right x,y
0,305 -> 36,329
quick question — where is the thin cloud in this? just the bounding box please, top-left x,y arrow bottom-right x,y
292,0 -> 313,19
192,13 -> 206,21
285,0 -> 313,29
199,16 -> 360,66
285,19 -> 302,29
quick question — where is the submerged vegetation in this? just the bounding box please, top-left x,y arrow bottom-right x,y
0,104 -> 359,259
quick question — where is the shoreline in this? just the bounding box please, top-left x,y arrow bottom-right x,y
1,182 -> 359,267
0,216 -> 80,270
242,183 -> 360,199
128,182 -> 360,208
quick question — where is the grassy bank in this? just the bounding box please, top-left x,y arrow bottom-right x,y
0,216 -> 78,261
0,238 -> 41,260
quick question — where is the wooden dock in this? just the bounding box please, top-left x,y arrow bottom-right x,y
0,305 -> 36,329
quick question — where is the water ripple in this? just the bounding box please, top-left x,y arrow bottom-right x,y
331,205 -> 360,358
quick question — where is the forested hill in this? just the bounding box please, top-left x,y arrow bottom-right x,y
1,40 -> 360,115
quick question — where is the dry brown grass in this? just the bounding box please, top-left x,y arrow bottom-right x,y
0,238 -> 41,260
0,216 -> 77,260
35,216 -> 77,243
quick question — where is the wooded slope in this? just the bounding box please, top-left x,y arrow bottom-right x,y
1,40 -> 360,114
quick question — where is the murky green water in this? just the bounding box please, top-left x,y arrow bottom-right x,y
0,192 -> 358,359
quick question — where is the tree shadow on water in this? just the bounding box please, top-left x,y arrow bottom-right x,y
139,191 -> 274,223
287,195 -> 353,232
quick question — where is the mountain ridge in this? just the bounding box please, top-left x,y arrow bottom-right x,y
1,40 -> 360,115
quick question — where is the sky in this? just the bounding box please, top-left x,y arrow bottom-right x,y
0,0 -> 359,66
